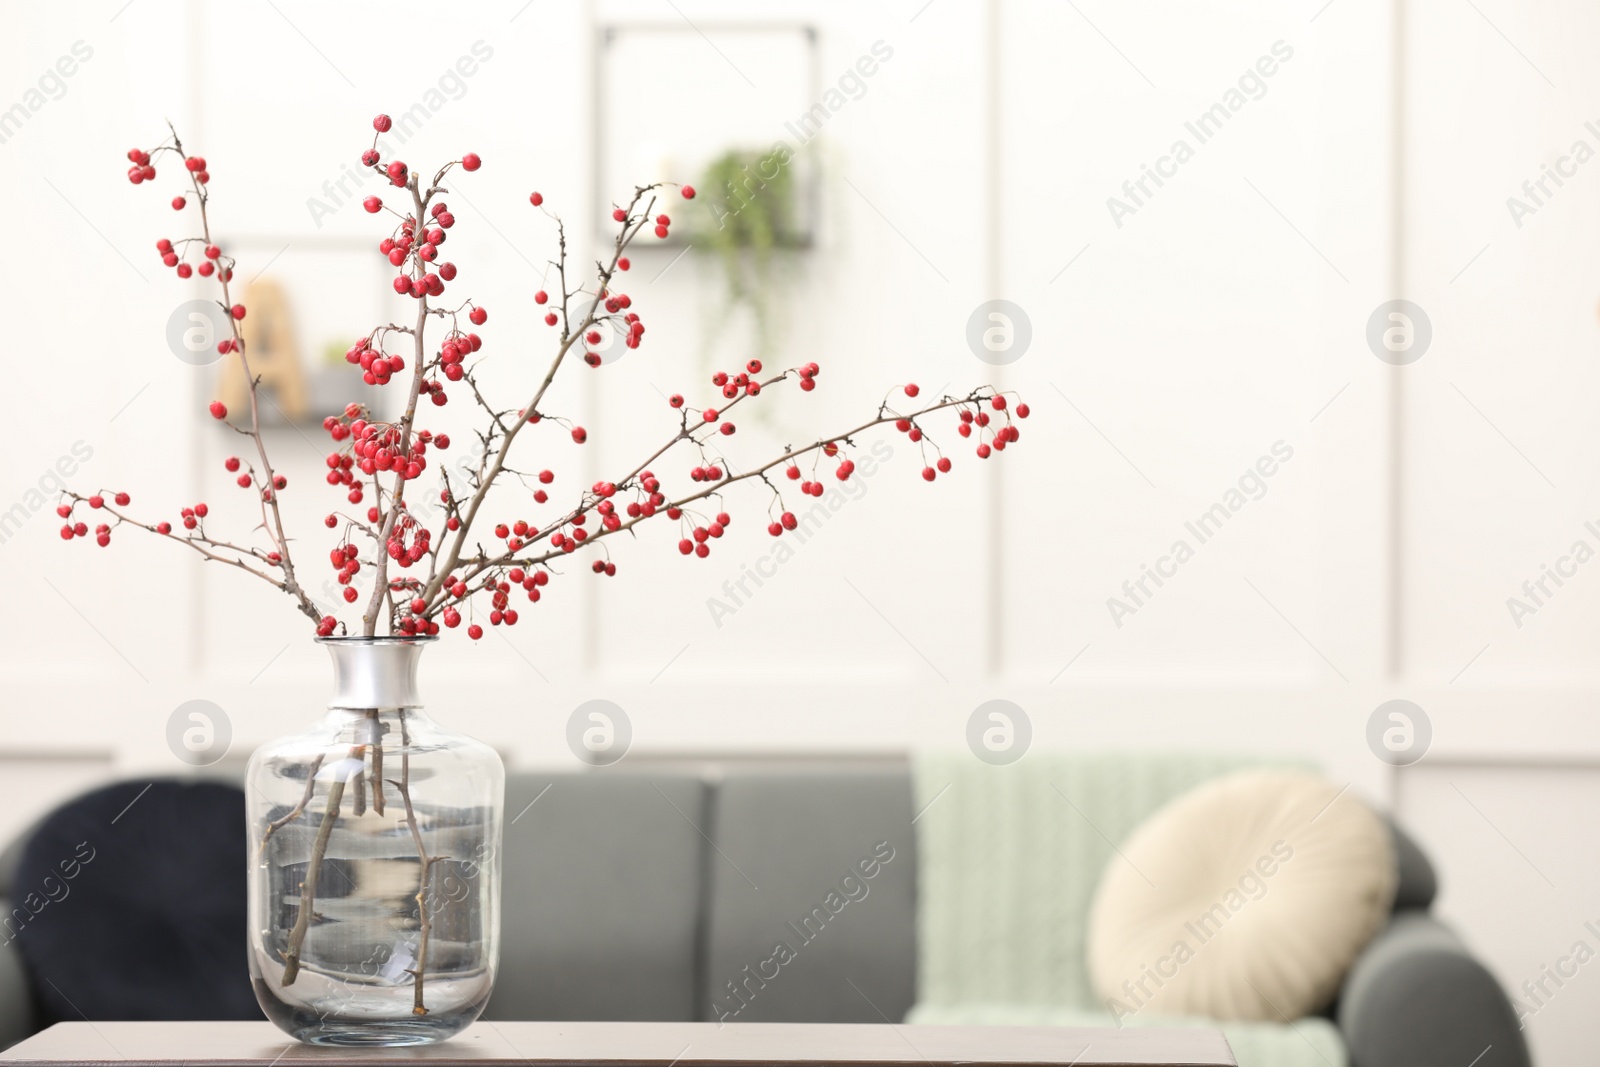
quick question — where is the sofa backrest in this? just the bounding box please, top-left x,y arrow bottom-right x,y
484,768 -> 918,1024
700,772 -> 916,1024
484,773 -> 709,1021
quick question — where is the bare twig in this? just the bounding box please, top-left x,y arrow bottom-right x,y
259,753 -> 326,854
280,757 -> 348,985
388,711 -> 435,1015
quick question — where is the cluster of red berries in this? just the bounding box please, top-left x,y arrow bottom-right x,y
614,203 -> 677,240
714,360 -> 766,400
55,491 -> 131,544
385,515 -> 432,571
956,394 -> 1030,459
154,236 -> 236,289
380,206 -> 459,298
124,148 -> 157,184
323,408 -> 439,488
785,463 -> 832,497
676,510 -> 733,559
435,330 -> 483,384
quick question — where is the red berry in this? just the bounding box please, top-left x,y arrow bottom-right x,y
1016,402 -> 1030,418
231,304 -> 246,320
374,114 -> 392,132
363,196 -> 382,213
462,153 -> 482,172
905,383 -> 920,398
681,185 -> 696,199
208,401 -> 227,419
535,290 -> 548,304
529,191 -> 544,206
571,426 -> 587,444
937,457 -> 952,473
654,225 -> 669,238
544,312 -> 559,326
468,623 -> 484,640
613,208 -> 628,222
171,196 -> 185,210
469,307 -> 487,325
922,467 -> 937,482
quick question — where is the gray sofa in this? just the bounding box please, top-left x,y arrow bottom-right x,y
0,768 -> 1529,1067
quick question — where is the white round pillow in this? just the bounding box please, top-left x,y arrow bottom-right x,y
1087,769 -> 1396,1022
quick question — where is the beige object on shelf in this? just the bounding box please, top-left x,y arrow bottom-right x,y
218,277 -> 307,423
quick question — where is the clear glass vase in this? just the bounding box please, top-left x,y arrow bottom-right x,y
245,637 -> 503,1046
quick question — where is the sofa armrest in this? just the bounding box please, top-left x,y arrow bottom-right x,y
1337,912 -> 1528,1067
0,902 -> 37,1051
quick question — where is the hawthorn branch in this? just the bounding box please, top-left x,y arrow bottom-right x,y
441,388 -> 996,587
165,123 -> 319,624
421,186 -> 665,608
360,173 -> 434,636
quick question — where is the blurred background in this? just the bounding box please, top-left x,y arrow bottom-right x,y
1,0 -> 1597,1062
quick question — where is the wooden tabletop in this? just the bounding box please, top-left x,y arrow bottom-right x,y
0,1022 -> 1233,1067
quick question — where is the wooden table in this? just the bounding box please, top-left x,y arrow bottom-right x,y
1,1022 -> 1232,1067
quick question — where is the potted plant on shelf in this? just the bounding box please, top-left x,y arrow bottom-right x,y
61,115 -> 1030,1047
692,146 -> 803,365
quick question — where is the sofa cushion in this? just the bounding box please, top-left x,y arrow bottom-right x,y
1087,770 -> 1396,1022
10,779 -> 257,1023
703,771 -> 916,1023
905,1001 -> 1347,1067
483,773 -> 707,1021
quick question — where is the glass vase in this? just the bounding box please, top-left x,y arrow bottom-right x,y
245,636 -> 503,1046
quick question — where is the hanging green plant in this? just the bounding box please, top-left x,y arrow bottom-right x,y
693,147 -> 802,360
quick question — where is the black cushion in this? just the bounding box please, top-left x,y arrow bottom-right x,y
10,779 -> 257,1022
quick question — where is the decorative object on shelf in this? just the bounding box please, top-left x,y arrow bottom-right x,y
57,116 -> 1030,1046
221,278 -> 308,423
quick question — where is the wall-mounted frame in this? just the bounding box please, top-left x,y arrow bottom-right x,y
593,21 -> 821,251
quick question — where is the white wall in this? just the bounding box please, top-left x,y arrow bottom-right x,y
0,0 -> 1595,1062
